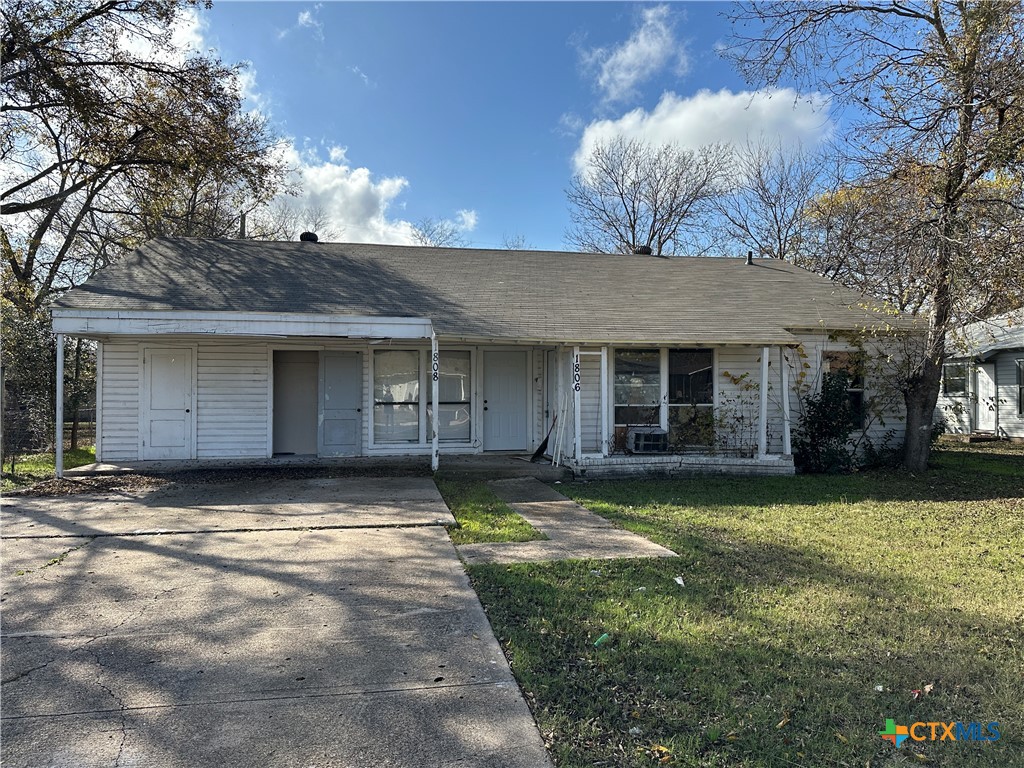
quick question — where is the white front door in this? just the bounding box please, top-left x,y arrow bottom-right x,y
320,351 -> 361,457
483,350 -> 528,450
142,347 -> 194,460
976,363 -> 998,432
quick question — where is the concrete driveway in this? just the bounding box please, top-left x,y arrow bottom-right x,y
0,476 -> 552,768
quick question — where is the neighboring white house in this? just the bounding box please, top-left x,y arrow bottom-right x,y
935,308 -> 1024,440
51,237 -> 912,476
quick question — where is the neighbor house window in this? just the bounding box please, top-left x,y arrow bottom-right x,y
1018,359 -> 1024,416
429,351 -> 472,443
823,351 -> 866,429
943,363 -> 968,396
667,349 -> 714,447
373,350 -> 420,442
614,349 -> 660,426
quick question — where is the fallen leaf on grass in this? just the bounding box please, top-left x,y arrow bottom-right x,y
835,731 -> 848,743
776,716 -> 790,729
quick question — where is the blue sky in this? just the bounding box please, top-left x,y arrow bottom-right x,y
190,2 -> 833,250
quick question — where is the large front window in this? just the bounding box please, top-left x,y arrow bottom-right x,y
668,349 -> 714,447
430,351 -> 472,442
614,349 -> 660,426
614,348 -> 714,449
373,350 -> 420,443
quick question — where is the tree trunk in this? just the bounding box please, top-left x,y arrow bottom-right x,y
902,373 -> 941,472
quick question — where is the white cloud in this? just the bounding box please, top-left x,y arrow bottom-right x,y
557,112 -> 585,137
455,209 -> 478,232
277,144 -> 417,244
278,4 -> 324,42
573,88 -> 832,171
585,5 -> 687,104
348,65 -> 375,88
119,6 -> 207,64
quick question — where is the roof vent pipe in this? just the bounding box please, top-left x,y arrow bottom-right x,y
746,250 -> 753,265
299,231 -> 319,243
633,245 -> 653,255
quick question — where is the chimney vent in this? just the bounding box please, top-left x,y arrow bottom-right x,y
745,250 -> 753,265
633,245 -> 653,256
299,231 -> 319,243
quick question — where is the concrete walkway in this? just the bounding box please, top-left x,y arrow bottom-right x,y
1,477 -> 551,768
456,478 -> 678,564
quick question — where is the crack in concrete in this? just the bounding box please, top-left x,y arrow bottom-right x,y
86,645 -> 129,767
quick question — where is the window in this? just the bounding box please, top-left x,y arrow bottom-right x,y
429,351 -> 472,442
668,349 -> 714,447
943,363 -> 968,396
373,350 -> 420,442
823,351 -> 866,429
614,349 -> 660,426
1018,360 -> 1024,416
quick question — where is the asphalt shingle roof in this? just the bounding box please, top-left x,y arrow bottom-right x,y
56,237 -> 897,344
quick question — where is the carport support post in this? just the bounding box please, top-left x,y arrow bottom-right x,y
758,346 -> 769,459
430,333 -> 439,472
55,333 -> 65,479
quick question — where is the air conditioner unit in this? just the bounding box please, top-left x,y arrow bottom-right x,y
627,426 -> 668,453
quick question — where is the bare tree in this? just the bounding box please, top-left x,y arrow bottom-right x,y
500,233 -> 532,250
728,1 -> 1024,471
410,217 -> 469,248
716,140 -> 840,262
566,137 -> 730,256
248,200 -> 342,242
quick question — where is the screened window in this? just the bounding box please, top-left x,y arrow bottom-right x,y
614,349 -> 660,426
823,351 -> 866,429
943,363 -> 968,396
1018,359 -> 1024,416
668,350 -> 714,446
428,351 -> 472,443
373,350 -> 420,443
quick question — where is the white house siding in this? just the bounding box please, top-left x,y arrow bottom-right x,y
715,346 -> 783,454
578,350 -> 602,454
935,384 -> 972,434
788,333 -> 908,454
195,343 -> 269,458
995,352 -> 1024,438
98,341 -> 141,461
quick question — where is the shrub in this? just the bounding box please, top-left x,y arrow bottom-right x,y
793,370 -> 856,473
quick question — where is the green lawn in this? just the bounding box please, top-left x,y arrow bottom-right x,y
1,446 -> 96,492
435,475 -> 546,544
467,443 -> 1023,767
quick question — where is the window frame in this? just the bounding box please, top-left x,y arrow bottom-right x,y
370,347 -> 476,447
942,362 -> 969,397
822,350 -> 867,430
1017,359 -> 1024,417
612,347 -> 716,449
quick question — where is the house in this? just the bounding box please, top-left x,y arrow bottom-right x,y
935,308 -> 1024,440
51,237 -> 911,477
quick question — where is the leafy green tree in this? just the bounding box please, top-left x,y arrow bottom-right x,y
2,0 -> 286,311
729,1 -> 1024,471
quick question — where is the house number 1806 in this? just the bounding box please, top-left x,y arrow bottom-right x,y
573,356 -> 581,391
